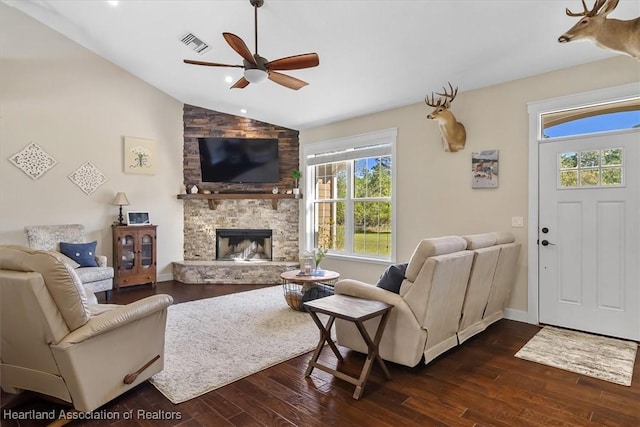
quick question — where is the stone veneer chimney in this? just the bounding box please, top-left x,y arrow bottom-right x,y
181,105 -> 300,262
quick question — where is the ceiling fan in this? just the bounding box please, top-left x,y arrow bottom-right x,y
183,0 -> 319,90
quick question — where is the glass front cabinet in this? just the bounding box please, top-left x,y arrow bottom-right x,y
112,225 -> 157,288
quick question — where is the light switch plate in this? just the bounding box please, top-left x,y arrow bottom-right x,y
511,216 -> 524,228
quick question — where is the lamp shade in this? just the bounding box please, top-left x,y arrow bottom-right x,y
244,68 -> 268,84
112,192 -> 130,206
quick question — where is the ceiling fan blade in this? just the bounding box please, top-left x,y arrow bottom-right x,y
230,77 -> 250,89
183,59 -> 244,68
223,32 -> 256,65
266,53 -> 319,71
268,72 -> 308,90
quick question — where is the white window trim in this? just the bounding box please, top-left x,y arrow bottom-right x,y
526,82 -> 639,325
302,128 -> 397,263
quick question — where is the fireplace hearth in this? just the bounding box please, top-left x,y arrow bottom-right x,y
216,228 -> 272,261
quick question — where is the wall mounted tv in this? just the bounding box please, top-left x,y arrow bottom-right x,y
198,137 -> 279,183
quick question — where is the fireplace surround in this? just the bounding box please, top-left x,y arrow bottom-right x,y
175,197 -> 299,284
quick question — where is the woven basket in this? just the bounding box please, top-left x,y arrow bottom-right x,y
282,282 -> 334,311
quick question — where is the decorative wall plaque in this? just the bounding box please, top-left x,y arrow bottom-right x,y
8,142 -> 58,180
68,161 -> 107,195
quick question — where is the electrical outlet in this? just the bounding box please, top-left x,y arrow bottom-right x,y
511,216 -> 524,228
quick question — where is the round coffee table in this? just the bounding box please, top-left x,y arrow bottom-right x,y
281,269 -> 340,311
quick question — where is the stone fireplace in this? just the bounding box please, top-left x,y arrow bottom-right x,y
216,228 -> 272,261
173,198 -> 299,284
181,197 -> 298,261
173,105 -> 301,284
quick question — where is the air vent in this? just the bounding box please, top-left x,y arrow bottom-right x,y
180,33 -> 211,54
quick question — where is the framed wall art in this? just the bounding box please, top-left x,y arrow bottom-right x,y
471,150 -> 499,189
124,136 -> 156,175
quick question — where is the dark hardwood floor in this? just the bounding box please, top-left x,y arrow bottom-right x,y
2,281 -> 639,426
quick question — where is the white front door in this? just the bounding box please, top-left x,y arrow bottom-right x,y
539,130 -> 640,340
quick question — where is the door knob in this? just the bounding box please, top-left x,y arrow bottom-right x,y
541,240 -> 555,246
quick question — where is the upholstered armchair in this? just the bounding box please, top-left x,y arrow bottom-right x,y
24,224 -> 114,298
0,245 -> 173,413
334,236 -> 474,367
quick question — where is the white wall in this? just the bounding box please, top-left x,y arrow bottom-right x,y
0,4 -> 184,280
301,55 -> 640,314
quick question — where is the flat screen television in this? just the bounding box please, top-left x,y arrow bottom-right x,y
198,137 -> 279,183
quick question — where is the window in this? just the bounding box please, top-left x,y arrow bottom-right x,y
558,148 -> 624,188
304,129 -> 396,262
541,97 -> 639,139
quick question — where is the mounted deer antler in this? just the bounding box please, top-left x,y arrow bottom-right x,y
425,82 -> 467,152
558,0 -> 640,59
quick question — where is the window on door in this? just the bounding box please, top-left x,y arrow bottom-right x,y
558,148 -> 624,188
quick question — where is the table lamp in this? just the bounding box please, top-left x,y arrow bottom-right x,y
112,192 -> 130,225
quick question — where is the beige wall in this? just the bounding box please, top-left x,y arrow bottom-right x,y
301,55 -> 639,314
0,4 -> 184,279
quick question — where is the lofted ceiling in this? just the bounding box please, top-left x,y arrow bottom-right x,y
2,0 -> 637,130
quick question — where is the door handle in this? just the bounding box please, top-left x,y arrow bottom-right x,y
541,240 -> 556,246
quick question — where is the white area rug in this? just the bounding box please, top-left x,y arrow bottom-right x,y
150,286 -> 321,403
515,326 -> 637,386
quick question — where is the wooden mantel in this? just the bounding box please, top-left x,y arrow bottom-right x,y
177,193 -> 302,210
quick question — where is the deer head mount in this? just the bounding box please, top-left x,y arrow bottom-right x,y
425,82 -> 467,153
558,0 -> 640,60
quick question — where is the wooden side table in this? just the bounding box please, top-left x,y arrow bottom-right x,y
303,294 -> 393,399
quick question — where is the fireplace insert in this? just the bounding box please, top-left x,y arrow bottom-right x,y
215,228 -> 272,261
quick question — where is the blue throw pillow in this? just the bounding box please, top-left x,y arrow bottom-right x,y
375,263 -> 408,294
59,241 -> 98,268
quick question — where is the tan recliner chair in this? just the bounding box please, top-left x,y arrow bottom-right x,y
457,233 -> 501,343
457,232 -> 521,343
0,245 -> 173,413
334,236 -> 474,367
482,232 -> 521,327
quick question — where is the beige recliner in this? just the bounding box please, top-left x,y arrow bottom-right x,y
481,232 -> 521,327
457,233 -> 502,343
457,232 -> 521,343
0,245 -> 173,413
334,236 -> 474,367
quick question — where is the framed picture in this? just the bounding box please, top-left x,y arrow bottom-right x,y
472,150 -> 499,188
126,211 -> 151,226
124,136 -> 156,175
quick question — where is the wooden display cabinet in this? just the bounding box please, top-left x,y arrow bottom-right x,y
112,225 -> 157,288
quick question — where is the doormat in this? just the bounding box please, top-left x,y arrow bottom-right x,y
515,326 -> 637,386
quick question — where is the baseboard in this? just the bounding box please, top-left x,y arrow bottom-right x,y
504,308 -> 532,324
158,272 -> 173,282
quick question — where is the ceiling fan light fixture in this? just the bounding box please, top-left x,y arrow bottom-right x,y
244,68 -> 268,84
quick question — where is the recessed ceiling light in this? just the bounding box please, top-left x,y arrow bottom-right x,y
240,109 -> 247,114
107,1 -> 119,6
225,76 -> 233,84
